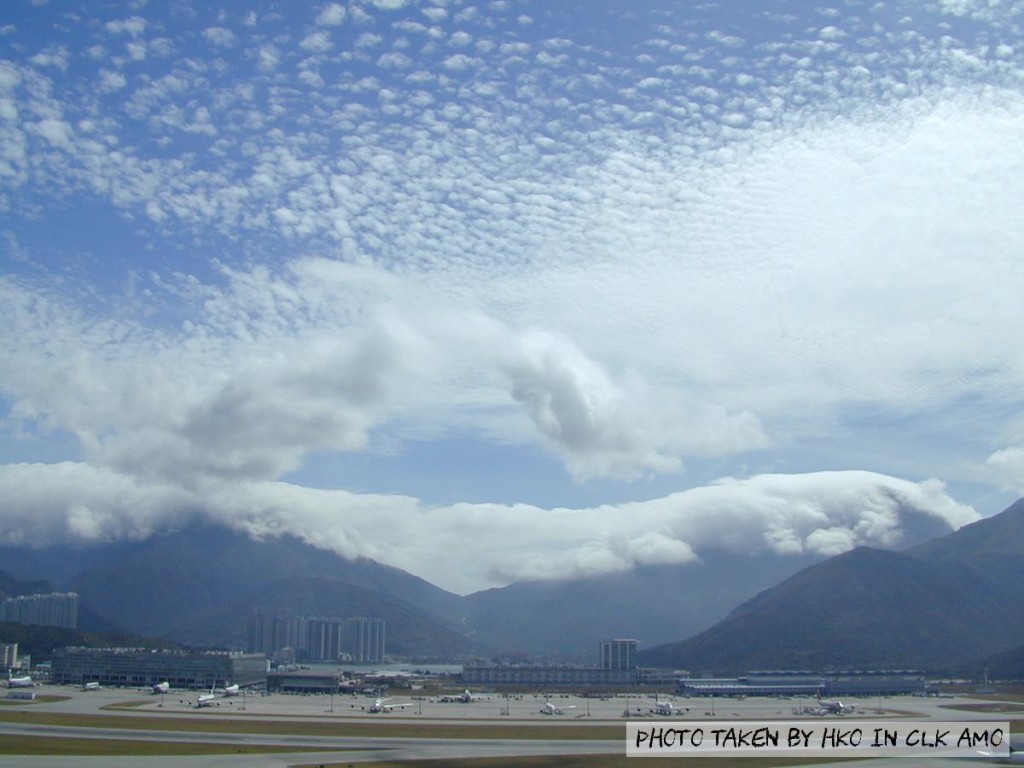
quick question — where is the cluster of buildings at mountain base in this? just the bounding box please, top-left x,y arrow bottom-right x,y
16,637 -> 933,702
16,627 -> 929,699
41,646 -> 930,700
464,639 -> 645,686
462,641 -> 926,697
246,612 -> 386,664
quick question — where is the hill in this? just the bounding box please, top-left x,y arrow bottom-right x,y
979,642 -> 1024,680
460,552 -> 818,660
0,526 -> 483,658
0,528 -> 824,661
0,621 -> 177,665
639,498 -> 1024,673
4,499 -> 1015,665
0,570 -> 53,600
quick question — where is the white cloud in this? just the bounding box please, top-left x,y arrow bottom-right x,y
1,258 -> 768,491
317,3 -> 347,26
256,44 -> 280,72
98,69 -> 127,92
442,53 -> 480,71
203,27 -> 236,48
300,31 -> 332,53
105,17 -> 147,37
986,446 -> 1024,493
422,7 -> 448,23
0,463 -> 977,594
502,331 -> 767,480
29,47 -> 69,71
0,462 -> 195,547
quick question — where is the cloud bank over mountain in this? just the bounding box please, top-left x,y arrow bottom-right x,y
0,461 -> 976,594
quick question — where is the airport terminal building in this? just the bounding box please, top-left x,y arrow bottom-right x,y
462,664 -> 637,687
51,647 -> 267,690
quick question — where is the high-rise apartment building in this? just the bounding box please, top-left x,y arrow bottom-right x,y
246,612 -> 385,663
599,638 -> 638,671
341,617 -> 385,663
0,642 -> 18,670
0,592 -> 78,629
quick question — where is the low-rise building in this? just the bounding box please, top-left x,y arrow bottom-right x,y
678,669 -> 926,697
462,665 -> 636,687
51,647 -> 267,690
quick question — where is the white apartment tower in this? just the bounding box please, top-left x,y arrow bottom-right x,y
342,617 -> 386,663
599,638 -> 638,671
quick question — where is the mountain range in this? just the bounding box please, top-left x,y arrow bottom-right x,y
0,528 -> 819,661
639,498 -> 1024,674
2,498 -> 1023,673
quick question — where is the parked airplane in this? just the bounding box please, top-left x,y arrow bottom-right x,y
151,681 -> 170,694
651,694 -> 688,716
81,681 -> 101,691
195,681 -> 249,707
195,692 -> 219,708
368,697 -> 414,713
439,689 -> 489,703
6,675 -> 35,688
817,695 -> 847,714
540,700 -> 576,715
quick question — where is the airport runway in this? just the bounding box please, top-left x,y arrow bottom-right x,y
1,685 -> 1021,767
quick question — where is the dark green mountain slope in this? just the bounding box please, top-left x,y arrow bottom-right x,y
0,622 -> 175,664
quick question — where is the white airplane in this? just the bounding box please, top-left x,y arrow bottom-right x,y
151,681 -> 170,694
439,689 -> 490,703
194,682 -> 224,708
368,697 -> 414,713
540,700 -> 576,715
6,674 -> 35,688
651,694 -> 688,716
81,682 -> 101,691
195,691 -> 219,708
817,695 -> 846,714
218,683 -> 240,697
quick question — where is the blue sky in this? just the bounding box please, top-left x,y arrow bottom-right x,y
1,0 -> 1022,594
